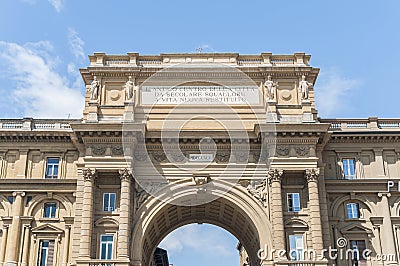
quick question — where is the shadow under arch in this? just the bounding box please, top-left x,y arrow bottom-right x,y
131,179 -> 273,266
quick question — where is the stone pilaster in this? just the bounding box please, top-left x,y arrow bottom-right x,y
0,224 -> 9,266
267,169 -> 285,252
305,169 -> 324,253
4,191 -> 25,266
79,168 -> 96,259
316,166 -> 331,249
0,152 -> 6,179
62,225 -> 71,266
118,168 -> 133,259
377,192 -> 397,265
21,225 -> 31,266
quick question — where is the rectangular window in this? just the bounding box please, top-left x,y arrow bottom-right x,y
37,240 -> 55,266
347,203 -> 360,219
289,235 -> 304,261
350,240 -> 367,266
100,234 -> 114,260
103,193 -> 116,212
44,203 -> 57,218
45,158 -> 60,179
342,159 -> 356,179
287,193 -> 301,212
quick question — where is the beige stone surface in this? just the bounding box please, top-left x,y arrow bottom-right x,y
0,52 -> 399,266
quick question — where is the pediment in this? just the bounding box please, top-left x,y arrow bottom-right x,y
95,217 -> 119,227
340,223 -> 372,234
284,218 -> 309,229
31,224 -> 64,234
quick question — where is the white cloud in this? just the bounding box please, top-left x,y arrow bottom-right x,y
314,68 -> 360,117
0,41 -> 84,118
68,28 -> 85,61
196,44 -> 216,53
159,224 -> 237,258
19,0 -> 64,12
48,0 -> 64,12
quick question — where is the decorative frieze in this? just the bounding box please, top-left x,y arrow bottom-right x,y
90,144 -> 107,156
87,144 -> 124,156
276,145 -> 290,156
215,151 -> 230,163
111,145 -> 124,156
294,145 -> 310,157
134,148 -> 149,161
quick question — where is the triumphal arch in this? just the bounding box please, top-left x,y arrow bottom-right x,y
1,52 -> 400,266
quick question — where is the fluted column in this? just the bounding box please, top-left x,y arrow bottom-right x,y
305,169 -> 324,253
0,225 -> 9,266
79,168 -> 96,259
62,225 -> 71,266
21,225 -> 31,266
4,191 -> 25,266
267,169 -> 285,252
377,192 -> 397,265
118,168 -> 133,259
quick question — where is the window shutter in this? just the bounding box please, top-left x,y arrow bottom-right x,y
47,240 -> 55,266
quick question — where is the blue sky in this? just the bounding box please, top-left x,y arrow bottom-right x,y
1,0 -> 400,265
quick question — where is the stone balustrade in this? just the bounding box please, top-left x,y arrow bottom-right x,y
88,52 -> 311,67
320,117 -> 400,131
0,118 -> 80,131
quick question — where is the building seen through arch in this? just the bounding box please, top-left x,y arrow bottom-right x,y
0,52 -> 399,266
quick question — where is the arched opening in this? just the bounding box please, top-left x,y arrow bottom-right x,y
159,223 -> 241,266
131,180 -> 273,266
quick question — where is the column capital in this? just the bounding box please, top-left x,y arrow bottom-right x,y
12,191 -> 25,197
378,192 -> 391,198
305,168 -> 320,183
82,168 -> 97,181
267,169 -> 283,185
119,168 -> 133,182
2,224 -> 9,229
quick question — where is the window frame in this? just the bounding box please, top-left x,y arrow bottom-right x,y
342,158 -> 356,180
43,202 -> 57,218
288,234 -> 304,261
346,202 -> 360,219
287,193 -> 301,212
37,239 -> 55,266
350,239 -> 367,265
99,234 -> 114,260
102,193 -> 117,212
44,157 -> 60,179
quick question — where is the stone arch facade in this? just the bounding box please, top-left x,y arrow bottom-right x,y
25,194 -> 73,217
330,194 -> 376,218
131,179 -> 273,266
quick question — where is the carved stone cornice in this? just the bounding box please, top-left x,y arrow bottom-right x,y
305,168 -> 320,183
119,168 -> 133,182
82,168 -> 97,181
267,169 -> 284,185
329,134 -> 400,143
